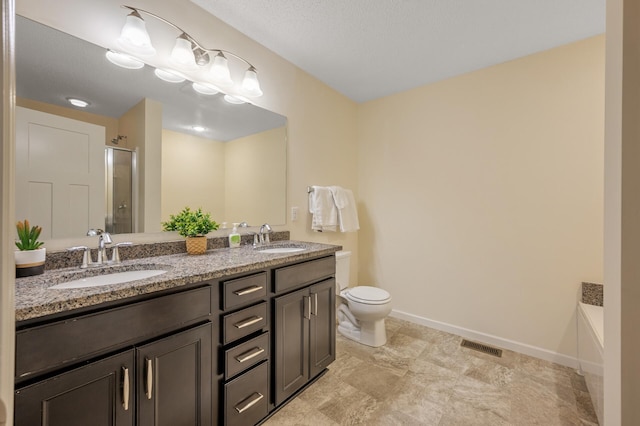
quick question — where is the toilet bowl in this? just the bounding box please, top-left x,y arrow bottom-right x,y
335,251 -> 392,347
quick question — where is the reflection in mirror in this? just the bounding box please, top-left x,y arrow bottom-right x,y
15,16 -> 287,240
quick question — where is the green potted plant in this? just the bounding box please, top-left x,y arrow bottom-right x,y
162,207 -> 219,254
14,219 -> 46,277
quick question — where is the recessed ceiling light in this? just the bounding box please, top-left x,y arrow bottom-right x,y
192,126 -> 206,132
67,98 -> 89,108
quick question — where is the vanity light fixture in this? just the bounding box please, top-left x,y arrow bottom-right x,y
154,68 -> 186,83
117,9 -> 156,56
67,98 -> 90,108
105,50 -> 145,69
241,66 -> 263,97
209,52 -> 233,87
170,33 -> 197,69
223,94 -> 247,105
192,82 -> 220,95
114,5 -> 263,97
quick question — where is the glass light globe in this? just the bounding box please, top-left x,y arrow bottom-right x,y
117,11 -> 156,56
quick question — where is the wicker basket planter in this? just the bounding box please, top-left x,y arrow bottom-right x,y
186,236 -> 207,255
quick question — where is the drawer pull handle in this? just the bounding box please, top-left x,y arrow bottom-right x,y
235,392 -> 264,414
122,366 -> 130,411
235,347 -> 265,363
234,316 -> 263,329
145,358 -> 153,400
234,285 -> 264,296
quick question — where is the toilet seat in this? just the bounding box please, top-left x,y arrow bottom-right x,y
344,286 -> 391,305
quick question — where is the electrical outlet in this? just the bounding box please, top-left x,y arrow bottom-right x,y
291,206 -> 299,222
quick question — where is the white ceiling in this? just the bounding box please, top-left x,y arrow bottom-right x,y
191,0 -> 606,103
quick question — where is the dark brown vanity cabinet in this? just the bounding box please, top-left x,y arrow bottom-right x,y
13,251 -> 338,426
273,256 -> 336,406
136,323 -> 212,426
14,285 -> 214,426
15,350 -> 136,426
219,272 -> 270,426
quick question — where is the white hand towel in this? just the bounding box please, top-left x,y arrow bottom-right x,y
330,186 -> 360,232
308,185 -> 338,232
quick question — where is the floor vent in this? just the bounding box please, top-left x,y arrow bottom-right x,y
460,339 -> 503,358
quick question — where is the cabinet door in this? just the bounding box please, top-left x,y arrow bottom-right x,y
14,350 -> 135,426
137,323 -> 212,426
309,278 -> 336,378
274,288 -> 310,405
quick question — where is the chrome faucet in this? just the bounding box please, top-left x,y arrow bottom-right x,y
86,229 -> 112,265
97,232 -> 112,264
259,223 -> 272,244
68,230 -> 128,268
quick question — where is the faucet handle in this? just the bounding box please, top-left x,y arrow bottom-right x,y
111,242 -> 132,264
247,232 -> 260,248
68,246 -> 92,269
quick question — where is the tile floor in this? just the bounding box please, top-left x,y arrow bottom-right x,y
263,317 -> 599,425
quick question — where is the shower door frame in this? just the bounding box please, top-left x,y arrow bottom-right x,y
105,146 -> 138,234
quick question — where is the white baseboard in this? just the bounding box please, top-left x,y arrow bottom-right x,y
389,309 -> 579,369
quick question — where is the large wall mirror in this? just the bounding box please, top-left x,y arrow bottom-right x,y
15,15 -> 287,241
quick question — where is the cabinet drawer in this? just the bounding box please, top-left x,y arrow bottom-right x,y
16,286 -> 212,381
225,332 -> 269,379
274,255 -> 335,293
223,272 -> 267,310
222,302 -> 268,345
224,362 -> 268,426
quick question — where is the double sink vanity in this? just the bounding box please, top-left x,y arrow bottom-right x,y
13,236 -> 339,425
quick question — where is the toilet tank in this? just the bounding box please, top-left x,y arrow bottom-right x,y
335,251 -> 351,291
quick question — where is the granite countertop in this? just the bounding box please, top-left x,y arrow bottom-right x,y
16,241 -> 341,322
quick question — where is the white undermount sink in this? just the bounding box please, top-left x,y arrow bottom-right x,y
50,269 -> 168,290
256,246 -> 306,254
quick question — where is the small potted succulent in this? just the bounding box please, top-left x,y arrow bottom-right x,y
14,219 -> 46,277
162,207 -> 219,255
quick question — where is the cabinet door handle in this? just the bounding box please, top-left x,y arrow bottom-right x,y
145,358 -> 153,400
234,392 -> 264,414
304,296 -> 311,320
235,347 -> 265,363
233,285 -> 263,296
121,366 -> 130,411
311,293 -> 318,316
234,316 -> 263,329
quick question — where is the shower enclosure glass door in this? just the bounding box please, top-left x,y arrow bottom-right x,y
105,147 -> 136,234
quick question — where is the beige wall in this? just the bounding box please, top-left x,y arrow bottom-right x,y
119,98 -> 162,233
161,129 -> 226,223
358,36 -> 605,359
225,127 -> 286,226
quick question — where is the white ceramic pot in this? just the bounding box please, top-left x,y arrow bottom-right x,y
15,247 -> 46,278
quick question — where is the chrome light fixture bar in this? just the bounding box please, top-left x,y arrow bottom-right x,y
111,5 -> 263,98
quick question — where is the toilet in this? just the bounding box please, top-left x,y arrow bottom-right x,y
335,251 -> 392,347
